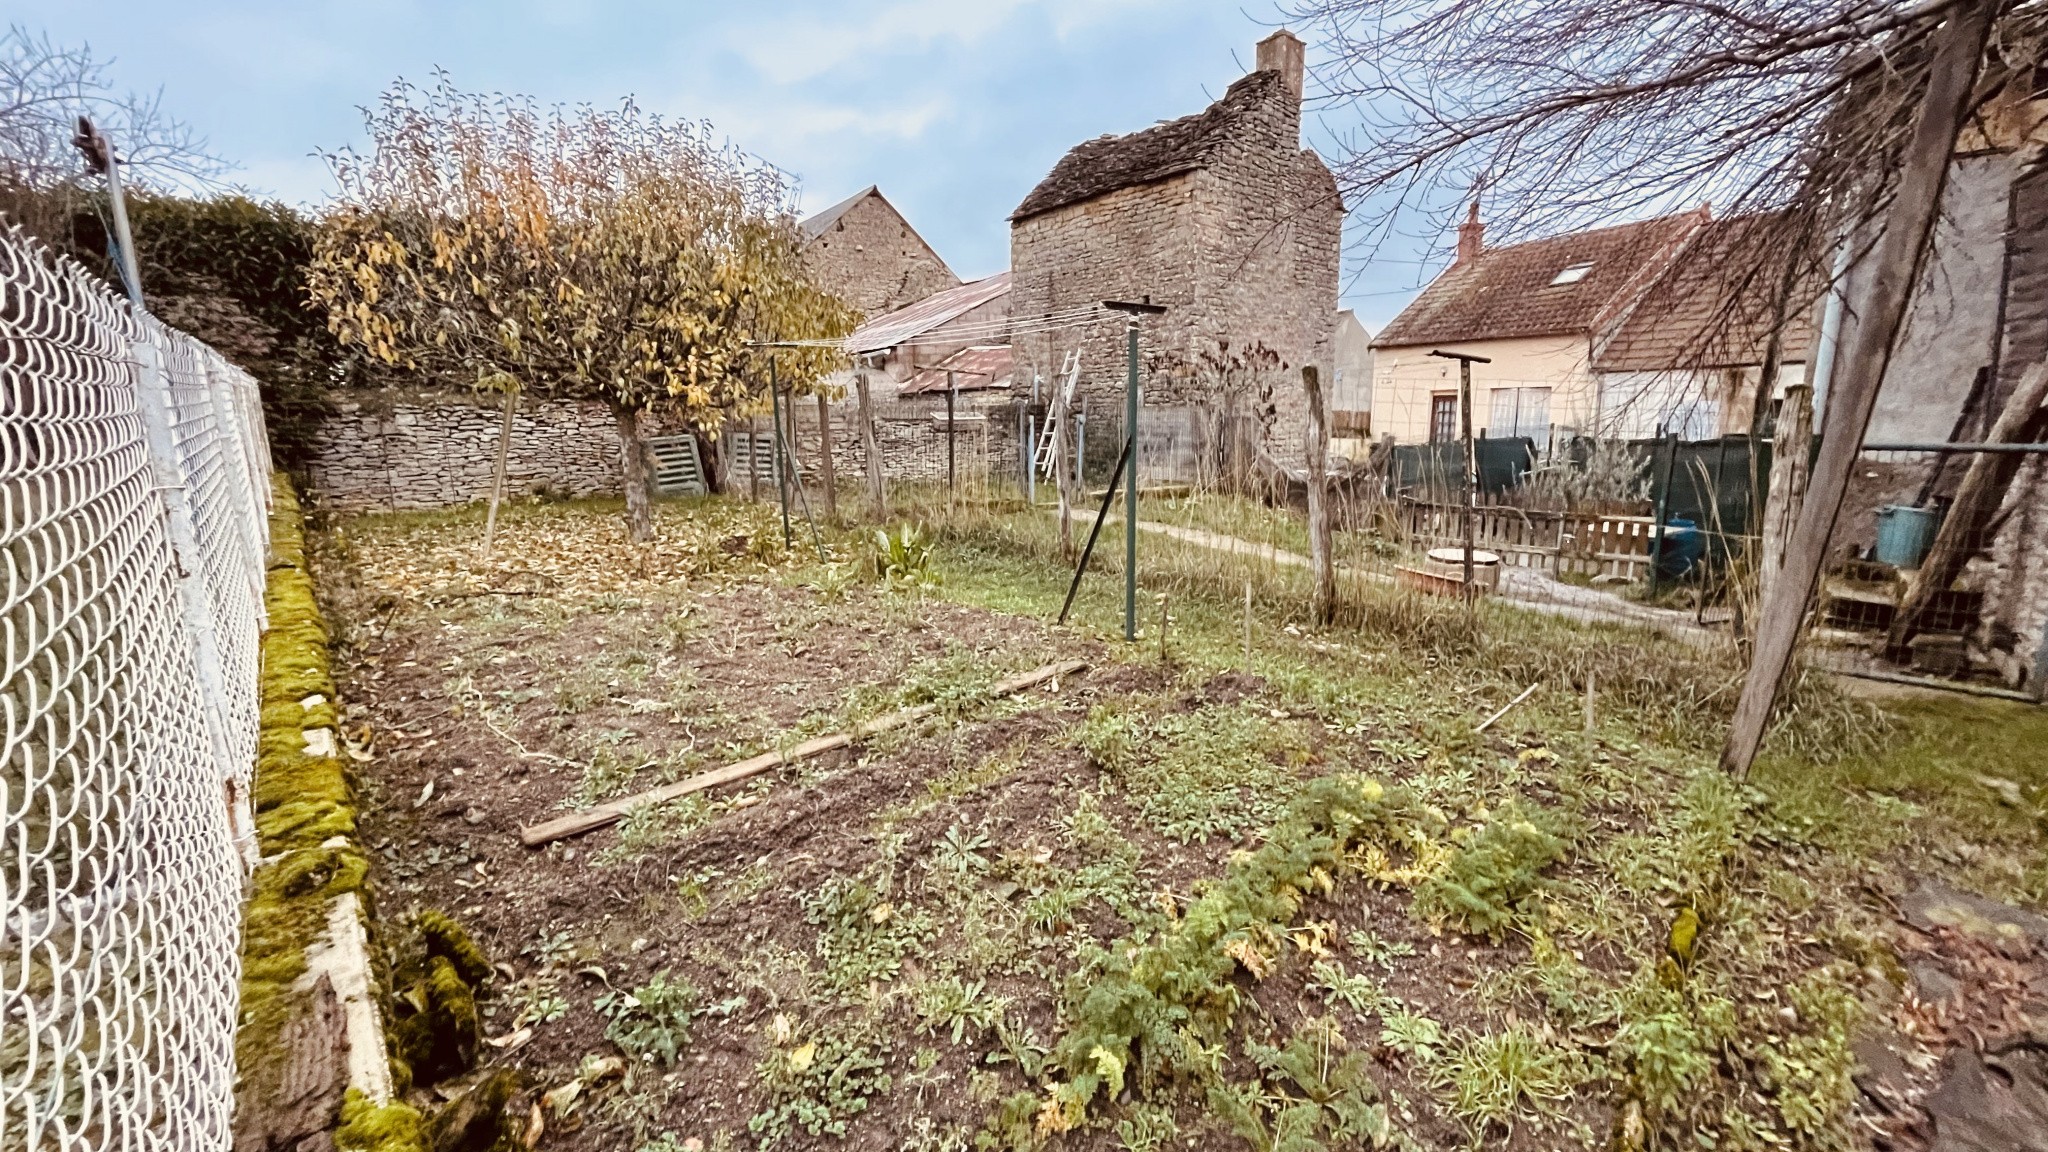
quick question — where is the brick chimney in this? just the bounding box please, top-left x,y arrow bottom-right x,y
1256,29 -> 1305,103
1455,201 -> 1484,265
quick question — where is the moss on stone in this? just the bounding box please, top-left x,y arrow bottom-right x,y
415,910 -> 494,989
335,1089 -> 426,1152
393,955 -> 481,1087
237,476 -> 412,1146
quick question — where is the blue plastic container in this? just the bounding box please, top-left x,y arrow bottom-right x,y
1655,518 -> 1703,582
1874,505 -> 1940,569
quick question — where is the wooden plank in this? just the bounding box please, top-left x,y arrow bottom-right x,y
519,659 -> 1088,846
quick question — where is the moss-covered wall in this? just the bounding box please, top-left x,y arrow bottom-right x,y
236,474 -> 426,1152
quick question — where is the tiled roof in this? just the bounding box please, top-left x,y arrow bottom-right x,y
1373,211 -> 1709,348
846,273 -> 1011,354
900,345 -> 1016,395
1011,70 -> 1288,221
799,185 -> 879,242
1594,213 -> 1816,371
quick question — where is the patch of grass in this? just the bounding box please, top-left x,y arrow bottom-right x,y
1077,699 -> 1314,843
1431,1022 -> 1585,1140
595,970 -> 700,1067
803,867 -> 937,998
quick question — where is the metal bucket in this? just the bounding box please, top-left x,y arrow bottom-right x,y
1874,505 -> 1940,569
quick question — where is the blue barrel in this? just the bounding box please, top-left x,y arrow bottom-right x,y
1874,505 -> 1940,569
1655,519 -> 1704,582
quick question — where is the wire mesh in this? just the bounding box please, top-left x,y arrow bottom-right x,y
2,226 -> 271,1149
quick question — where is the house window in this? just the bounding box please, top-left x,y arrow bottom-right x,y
1550,263 -> 1592,285
1488,387 -> 1552,440
1430,394 -> 1459,443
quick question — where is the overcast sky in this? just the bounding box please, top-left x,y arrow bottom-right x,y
31,0 -> 1447,328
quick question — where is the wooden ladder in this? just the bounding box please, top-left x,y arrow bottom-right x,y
1031,350 -> 1082,479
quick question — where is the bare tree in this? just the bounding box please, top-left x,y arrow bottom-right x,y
1288,0 -> 2044,322
0,26 -> 223,192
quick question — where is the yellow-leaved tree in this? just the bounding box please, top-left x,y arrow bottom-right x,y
308,76 -> 854,540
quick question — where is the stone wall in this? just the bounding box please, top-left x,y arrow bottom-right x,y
1009,70 -> 1340,467
306,390 -> 686,511
803,192 -> 960,318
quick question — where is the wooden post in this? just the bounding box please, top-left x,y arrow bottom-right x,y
1583,670 -> 1596,734
1721,0 -> 1998,779
1760,383 -> 1813,609
1054,379 -> 1075,555
748,414 -> 761,502
856,370 -> 885,519
1243,581 -> 1253,672
1888,360 -> 2048,656
482,385 -> 518,557
816,392 -> 838,522
1303,365 -> 1335,625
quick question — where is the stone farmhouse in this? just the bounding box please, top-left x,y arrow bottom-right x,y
1008,30 -> 1343,464
800,186 -> 960,318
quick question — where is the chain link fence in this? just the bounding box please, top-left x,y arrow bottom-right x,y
3,226 -> 272,1149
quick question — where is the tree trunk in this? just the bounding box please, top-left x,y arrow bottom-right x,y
816,392 -> 838,521
611,398 -> 655,542
856,371 -> 885,519
1888,359 -> 2048,656
1719,0 -> 1998,779
1303,366 -> 1335,625
1759,383 -> 1813,610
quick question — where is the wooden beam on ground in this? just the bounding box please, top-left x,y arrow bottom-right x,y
519,659 -> 1087,846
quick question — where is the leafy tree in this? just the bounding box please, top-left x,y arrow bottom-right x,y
308,76 -> 854,540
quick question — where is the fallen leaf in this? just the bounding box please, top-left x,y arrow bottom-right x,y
413,779 -> 435,809
789,1041 -> 817,1073
542,1080 -> 582,1118
486,1026 -> 533,1050
521,1103 -> 544,1149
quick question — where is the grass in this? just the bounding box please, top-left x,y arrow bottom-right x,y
317,489 -> 2046,1152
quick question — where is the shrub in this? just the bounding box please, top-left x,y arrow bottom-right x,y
1413,801 -> 1569,941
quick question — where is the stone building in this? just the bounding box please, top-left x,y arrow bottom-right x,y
800,186 -> 960,318
1007,30 -> 1343,464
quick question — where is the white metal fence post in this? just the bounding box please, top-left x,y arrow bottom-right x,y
130,335 -> 260,870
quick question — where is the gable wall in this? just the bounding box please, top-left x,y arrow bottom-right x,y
803,194 -> 960,318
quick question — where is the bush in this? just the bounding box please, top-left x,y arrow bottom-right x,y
1413,801 -> 1569,941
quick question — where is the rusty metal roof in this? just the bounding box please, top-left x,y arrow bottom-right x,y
846,272 -> 1012,354
900,345 -> 1016,395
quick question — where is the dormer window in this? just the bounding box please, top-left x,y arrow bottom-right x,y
1550,263 -> 1592,285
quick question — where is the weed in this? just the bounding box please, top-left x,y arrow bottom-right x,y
1216,1018 -> 1407,1151
1115,1103 -> 1178,1152
1432,1023 -> 1583,1139
603,794 -> 717,863
1377,1010 -> 1444,1063
595,970 -> 699,1067
1078,700 -> 1312,843
873,523 -> 940,590
802,868 -> 936,997
748,1018 -> 893,1147
1345,925 -> 1416,969
910,975 -> 1010,1045
1311,959 -> 1399,1018
1413,801 -> 1569,941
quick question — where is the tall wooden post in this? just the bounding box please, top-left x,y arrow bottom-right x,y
856,370 -> 885,518
1760,383 -> 1813,609
1303,365 -> 1335,625
816,392 -> 838,521
483,385 -> 518,557
1721,0 -> 1997,778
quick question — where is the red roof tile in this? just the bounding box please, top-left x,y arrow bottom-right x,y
1373,211 -> 1708,349
1594,213 -> 1817,371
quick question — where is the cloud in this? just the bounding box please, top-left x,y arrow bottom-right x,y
725,0 -> 1165,84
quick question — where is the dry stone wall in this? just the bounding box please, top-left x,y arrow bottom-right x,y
306,390 -> 686,511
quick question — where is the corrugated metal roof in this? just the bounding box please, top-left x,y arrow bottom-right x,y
846,272 -> 1012,354
900,346 -> 1016,395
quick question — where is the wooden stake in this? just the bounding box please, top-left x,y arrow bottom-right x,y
482,386 -> 518,557
1476,682 -> 1539,734
1583,670 -> 1596,734
1243,581 -> 1253,672
1303,366 -> 1335,625
1721,0 -> 1997,779
816,392 -> 838,522
856,370 -> 885,519
1158,593 -> 1170,664
519,660 -> 1087,846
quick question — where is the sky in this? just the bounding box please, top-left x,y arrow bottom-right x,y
26,0 -> 1449,329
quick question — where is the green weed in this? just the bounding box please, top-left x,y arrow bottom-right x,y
1413,801 -> 1570,941
595,970 -> 699,1067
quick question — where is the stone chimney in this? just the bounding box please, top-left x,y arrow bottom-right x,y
1455,201 -> 1484,265
1256,29 -> 1305,103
